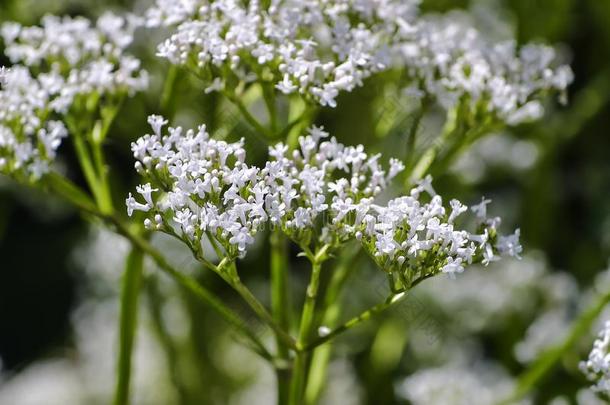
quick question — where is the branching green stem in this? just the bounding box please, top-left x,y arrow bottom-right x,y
40,174 -> 274,363
303,292 -> 408,352
305,247 -> 360,405
72,132 -> 105,207
219,261 -> 297,351
90,120 -> 114,214
289,245 -> 331,405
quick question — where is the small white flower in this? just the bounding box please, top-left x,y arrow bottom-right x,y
126,193 -> 151,216
136,183 -> 158,207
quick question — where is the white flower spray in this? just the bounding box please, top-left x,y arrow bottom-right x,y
146,0 -> 572,122
128,116 -> 521,289
0,13 -> 148,181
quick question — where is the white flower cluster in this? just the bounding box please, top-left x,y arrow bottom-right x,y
147,1 -> 571,122
0,66 -> 68,179
581,321 -> 610,395
0,13 -> 148,180
401,12 -> 574,125
149,0 -> 418,107
128,116 -> 520,285
1,13 -> 148,97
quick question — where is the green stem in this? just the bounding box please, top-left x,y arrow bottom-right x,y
404,100 -> 429,169
287,107 -> 318,150
430,121 -> 497,178
498,287 -> 610,404
72,133 -> 104,206
41,175 -> 273,362
113,244 -> 145,405
303,292 -> 408,352
91,121 -> 114,214
220,262 -> 297,351
290,259 -> 324,405
407,105 -> 459,185
305,248 -> 360,405
115,226 -> 276,362
262,81 -> 279,134
270,230 -> 292,404
160,65 -> 179,120
223,89 -> 272,140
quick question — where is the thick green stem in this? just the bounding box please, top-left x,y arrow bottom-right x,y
270,230 -> 292,403
305,248 -> 360,405
113,244 -> 145,405
498,287 -> 610,404
290,260 -> 323,405
262,81 -> 279,134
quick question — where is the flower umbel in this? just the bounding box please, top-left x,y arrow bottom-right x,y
147,0 -> 571,123
0,13 -> 148,181
128,116 -> 521,289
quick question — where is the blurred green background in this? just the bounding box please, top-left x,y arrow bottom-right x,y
0,0 -> 609,404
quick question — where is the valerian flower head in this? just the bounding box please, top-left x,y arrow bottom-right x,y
581,321 -> 610,395
400,12 -> 573,125
128,116 -> 521,288
0,66 -> 67,179
0,13 -> 149,181
1,13 -> 148,97
147,0 -> 419,107
146,1 -> 571,124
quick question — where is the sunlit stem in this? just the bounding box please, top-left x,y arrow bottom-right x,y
305,247 -> 360,405
270,229 -> 292,403
289,245 -> 330,405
